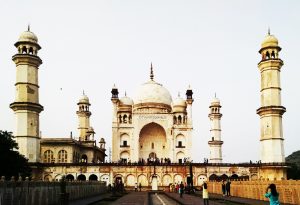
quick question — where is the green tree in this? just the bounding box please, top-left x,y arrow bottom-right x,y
0,130 -> 31,179
286,150 -> 300,179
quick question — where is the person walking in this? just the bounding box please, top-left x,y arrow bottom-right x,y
203,182 -> 209,205
179,181 -> 184,198
139,182 -> 142,191
225,179 -> 231,196
264,183 -> 280,205
221,181 -> 226,197
134,182 -> 138,192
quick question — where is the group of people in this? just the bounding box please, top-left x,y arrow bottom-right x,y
221,180 -> 231,196
134,182 -> 142,192
169,182 -> 186,197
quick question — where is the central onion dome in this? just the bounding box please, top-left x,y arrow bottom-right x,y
134,80 -> 172,105
133,65 -> 172,106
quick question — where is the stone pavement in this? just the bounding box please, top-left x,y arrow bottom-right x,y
110,191 -> 148,205
69,193 -> 112,205
69,191 -> 291,205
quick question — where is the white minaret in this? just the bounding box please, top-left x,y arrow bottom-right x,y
10,27 -> 43,162
208,96 -> 223,163
111,85 -> 119,162
76,92 -> 91,141
257,31 -> 286,163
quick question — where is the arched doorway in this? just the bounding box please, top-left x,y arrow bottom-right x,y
176,151 -> 185,163
139,123 -> 167,161
162,174 -> 172,186
126,174 -> 135,186
151,175 -> 158,191
120,151 -> 129,163
220,174 -> 229,181
66,174 -> 74,181
230,174 -> 239,180
209,174 -> 218,181
78,174 -> 86,181
138,174 -> 148,186
174,174 -> 183,184
89,174 -> 98,181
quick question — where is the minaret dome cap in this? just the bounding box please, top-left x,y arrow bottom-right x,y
120,96 -> 134,106
261,34 -> 279,48
211,97 -> 220,104
79,94 -> 90,104
173,95 -> 186,107
18,30 -> 38,44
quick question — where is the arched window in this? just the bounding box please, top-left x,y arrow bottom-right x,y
123,115 -> 127,123
266,51 -> 270,59
151,143 -> 154,149
178,115 -> 182,124
119,115 -> 122,123
128,115 -> 132,124
81,154 -> 88,163
173,116 -> 177,124
271,50 -> 275,58
120,134 -> 130,147
29,47 -> 33,54
176,134 -> 186,148
44,150 -> 54,163
58,150 -> 68,163
22,46 -> 27,54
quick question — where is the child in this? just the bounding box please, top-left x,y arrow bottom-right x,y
264,183 -> 280,205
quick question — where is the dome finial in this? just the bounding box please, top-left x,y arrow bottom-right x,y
125,91 -> 127,96
178,92 -> 180,98
150,62 -> 154,80
28,24 -> 30,31
83,90 -> 85,95
215,92 -> 217,98
268,27 -> 270,35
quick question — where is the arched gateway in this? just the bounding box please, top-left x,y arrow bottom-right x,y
139,122 -> 167,161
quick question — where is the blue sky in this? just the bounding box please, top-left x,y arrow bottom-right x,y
0,0 -> 299,162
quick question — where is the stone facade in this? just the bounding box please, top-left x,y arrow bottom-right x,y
36,163 -> 288,188
111,66 -> 193,163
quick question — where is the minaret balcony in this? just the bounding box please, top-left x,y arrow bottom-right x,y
12,53 -> 42,66
10,101 -> 43,113
256,105 -> 286,116
208,140 -> 223,145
